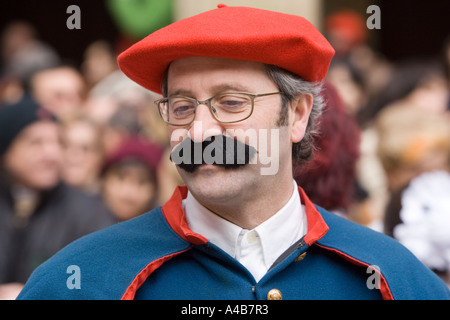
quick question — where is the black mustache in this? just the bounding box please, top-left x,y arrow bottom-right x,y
170,135 -> 257,173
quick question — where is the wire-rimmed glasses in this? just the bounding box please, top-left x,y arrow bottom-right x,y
155,91 -> 281,126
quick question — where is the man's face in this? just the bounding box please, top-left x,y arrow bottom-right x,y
3,121 -> 61,190
166,57 -> 295,205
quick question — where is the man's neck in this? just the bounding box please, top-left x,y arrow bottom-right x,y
192,178 -> 295,230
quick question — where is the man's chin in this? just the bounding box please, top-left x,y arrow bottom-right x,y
181,167 -> 243,202
178,163 -> 247,190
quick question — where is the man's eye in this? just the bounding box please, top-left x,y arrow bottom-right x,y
222,100 -> 245,107
216,95 -> 249,109
171,104 -> 194,117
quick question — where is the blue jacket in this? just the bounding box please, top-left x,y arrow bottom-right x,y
17,186 -> 450,300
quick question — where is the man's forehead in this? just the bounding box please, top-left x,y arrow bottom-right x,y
167,57 -> 273,94
167,57 -> 268,81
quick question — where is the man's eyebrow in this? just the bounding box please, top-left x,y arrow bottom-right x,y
168,83 -> 253,98
168,89 -> 193,97
209,83 -> 253,93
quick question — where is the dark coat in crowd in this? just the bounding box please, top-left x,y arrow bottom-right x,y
0,178 -> 117,284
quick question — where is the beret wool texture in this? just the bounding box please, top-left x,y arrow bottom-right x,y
118,5 -> 335,94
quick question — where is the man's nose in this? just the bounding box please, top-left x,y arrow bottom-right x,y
188,104 -> 223,143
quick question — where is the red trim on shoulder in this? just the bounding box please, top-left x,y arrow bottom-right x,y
298,186 -> 329,245
298,187 -> 393,299
161,186 -> 208,245
121,248 -> 191,300
314,243 -> 394,300
121,186 -> 206,300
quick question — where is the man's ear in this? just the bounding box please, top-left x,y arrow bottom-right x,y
290,93 -> 313,143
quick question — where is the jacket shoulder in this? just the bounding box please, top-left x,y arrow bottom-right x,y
17,207 -> 190,300
315,207 -> 450,300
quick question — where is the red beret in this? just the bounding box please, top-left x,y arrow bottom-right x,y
118,5 -> 335,94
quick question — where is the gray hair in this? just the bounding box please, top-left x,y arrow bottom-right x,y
161,63 -> 324,165
264,64 -> 324,166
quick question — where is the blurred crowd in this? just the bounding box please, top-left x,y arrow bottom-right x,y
313,10 -> 450,287
0,20 -> 181,299
0,8 -> 449,298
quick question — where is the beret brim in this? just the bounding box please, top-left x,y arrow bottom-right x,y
118,5 -> 335,94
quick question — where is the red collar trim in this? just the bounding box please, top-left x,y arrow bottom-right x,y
161,186 -> 208,245
298,186 -> 330,245
162,185 -> 329,246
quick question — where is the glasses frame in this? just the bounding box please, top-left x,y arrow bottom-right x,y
155,91 -> 281,126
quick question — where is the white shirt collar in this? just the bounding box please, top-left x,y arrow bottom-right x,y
183,180 -> 307,281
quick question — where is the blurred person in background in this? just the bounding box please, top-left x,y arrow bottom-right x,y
0,98 -> 116,299
101,106 -> 143,157
326,61 -> 367,116
355,59 -> 449,231
0,21 -> 60,106
101,137 -> 163,221
30,65 -> 86,121
60,115 -> 105,195
88,76 -> 169,159
378,103 -> 450,227
81,40 -> 118,92
82,94 -> 120,127
84,47 -> 179,205
368,60 -> 449,197
85,64 -> 169,147
325,10 -> 366,62
0,21 -> 60,85
379,100 -> 450,286
325,10 -> 367,116
376,104 -> 450,193
156,147 -> 184,204
325,10 -> 392,117
445,37 -> 450,96
293,82 -> 363,219
357,60 -> 448,126
386,170 -> 450,287
87,71 -> 172,204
